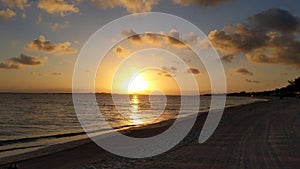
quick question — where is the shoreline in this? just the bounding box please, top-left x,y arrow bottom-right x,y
0,95 -> 264,162
0,97 -> 274,168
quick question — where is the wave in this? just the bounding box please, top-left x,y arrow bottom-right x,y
0,132 -> 87,146
0,123 -> 139,147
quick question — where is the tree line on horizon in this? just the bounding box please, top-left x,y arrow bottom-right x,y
227,76 -> 300,97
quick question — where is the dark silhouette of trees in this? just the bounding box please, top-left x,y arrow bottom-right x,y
226,76 -> 300,97
288,77 -> 300,93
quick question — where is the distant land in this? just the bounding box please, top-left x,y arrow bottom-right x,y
1,77 -> 299,98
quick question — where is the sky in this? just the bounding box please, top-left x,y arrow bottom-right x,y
0,0 -> 299,94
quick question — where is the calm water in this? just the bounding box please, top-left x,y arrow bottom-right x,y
0,94 -> 262,158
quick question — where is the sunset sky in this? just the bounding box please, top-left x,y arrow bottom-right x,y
0,0 -> 299,93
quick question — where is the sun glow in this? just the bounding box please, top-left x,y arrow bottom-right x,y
128,74 -> 149,94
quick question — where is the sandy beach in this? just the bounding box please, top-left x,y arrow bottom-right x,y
1,97 -> 300,169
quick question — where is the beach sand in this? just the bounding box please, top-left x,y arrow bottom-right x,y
1,98 -> 300,169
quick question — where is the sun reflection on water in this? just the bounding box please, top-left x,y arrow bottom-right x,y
129,95 -> 144,125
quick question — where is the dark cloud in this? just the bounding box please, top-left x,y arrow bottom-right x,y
221,54 -> 235,62
235,67 -> 253,76
10,53 -> 46,65
173,0 -> 233,7
209,8 -> 300,68
245,79 -> 260,83
121,29 -> 190,48
248,8 -> 300,33
187,67 -> 200,74
27,35 -> 77,55
0,62 -> 22,69
0,53 -> 47,70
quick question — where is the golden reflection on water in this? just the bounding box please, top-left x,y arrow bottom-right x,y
129,95 -> 144,125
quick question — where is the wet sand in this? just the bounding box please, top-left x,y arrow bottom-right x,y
1,98 -> 300,169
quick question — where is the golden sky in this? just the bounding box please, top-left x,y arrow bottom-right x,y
0,0 -> 299,93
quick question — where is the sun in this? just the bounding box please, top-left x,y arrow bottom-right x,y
128,73 -> 149,94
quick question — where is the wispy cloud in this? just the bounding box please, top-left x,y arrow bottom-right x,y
187,67 -> 200,74
27,35 -> 77,55
113,45 -> 132,58
50,72 -> 62,75
209,8 -> 300,68
50,21 -> 69,31
38,0 -> 79,16
235,67 -> 253,76
245,79 -> 260,83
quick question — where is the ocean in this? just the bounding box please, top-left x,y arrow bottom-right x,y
0,93 -> 263,158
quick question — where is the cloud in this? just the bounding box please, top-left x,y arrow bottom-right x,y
1,0 -> 28,10
248,8 -> 300,33
0,8 -> 16,21
0,53 -> 47,69
50,21 -> 69,31
38,0 -> 79,16
0,62 -> 22,69
235,67 -> 253,76
187,67 -> 200,74
90,0 -> 159,14
90,0 -> 232,13
221,54 -> 234,62
10,53 -> 47,65
50,72 -> 62,75
157,67 -> 176,78
162,66 -> 177,74
121,29 -> 196,48
245,79 -> 260,83
113,45 -> 132,58
208,8 -> 300,68
173,0 -> 233,7
27,35 -> 77,55
164,29 -> 187,48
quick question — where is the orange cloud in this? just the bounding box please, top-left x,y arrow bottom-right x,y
27,35 -> 77,55
90,0 -> 158,13
113,45 -> 132,58
0,8 -> 16,21
38,0 -> 79,16
1,0 -> 28,10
